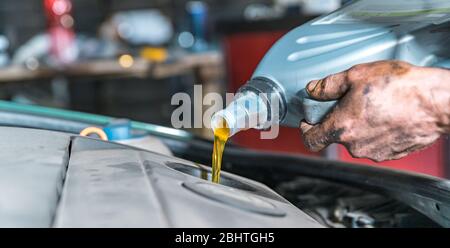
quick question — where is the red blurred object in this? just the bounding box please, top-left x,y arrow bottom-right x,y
333,139 -> 447,178
43,0 -> 77,64
223,28 -> 448,178
224,31 -> 318,156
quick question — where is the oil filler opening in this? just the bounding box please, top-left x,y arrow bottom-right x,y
165,162 -> 257,192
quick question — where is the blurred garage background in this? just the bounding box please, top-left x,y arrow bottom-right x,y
0,0 -> 447,179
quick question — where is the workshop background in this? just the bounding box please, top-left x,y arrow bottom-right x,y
0,0 -> 447,179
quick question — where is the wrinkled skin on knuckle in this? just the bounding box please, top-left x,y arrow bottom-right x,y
301,127 -> 322,152
305,142 -> 322,152
347,66 -> 365,83
303,133 -> 327,152
302,117 -> 347,152
302,134 -> 317,151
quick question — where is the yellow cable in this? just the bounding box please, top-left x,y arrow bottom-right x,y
79,127 -> 108,141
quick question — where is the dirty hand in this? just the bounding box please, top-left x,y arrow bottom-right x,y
300,60 -> 450,162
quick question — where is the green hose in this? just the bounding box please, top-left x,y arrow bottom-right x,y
0,100 -> 192,140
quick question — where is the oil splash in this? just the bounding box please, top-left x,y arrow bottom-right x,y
212,118 -> 230,183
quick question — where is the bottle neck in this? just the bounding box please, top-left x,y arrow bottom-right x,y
211,91 -> 269,137
238,77 -> 287,126
211,78 -> 286,137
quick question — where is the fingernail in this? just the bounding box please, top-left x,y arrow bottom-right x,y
307,80 -> 320,93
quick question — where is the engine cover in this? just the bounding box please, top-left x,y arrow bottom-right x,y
0,127 -> 322,228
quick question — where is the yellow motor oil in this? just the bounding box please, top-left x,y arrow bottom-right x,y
211,118 -> 230,184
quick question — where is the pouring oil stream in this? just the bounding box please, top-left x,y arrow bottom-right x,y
211,92 -> 270,183
211,118 -> 230,183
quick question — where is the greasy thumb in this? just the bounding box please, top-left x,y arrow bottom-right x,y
306,71 -> 350,101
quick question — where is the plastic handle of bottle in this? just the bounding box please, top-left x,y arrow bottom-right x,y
299,88 -> 337,125
433,59 -> 450,70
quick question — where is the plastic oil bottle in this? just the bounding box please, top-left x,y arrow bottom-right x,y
210,0 -> 450,182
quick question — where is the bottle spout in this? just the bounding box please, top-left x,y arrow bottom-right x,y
211,91 -> 269,137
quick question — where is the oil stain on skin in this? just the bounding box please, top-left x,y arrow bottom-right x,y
363,85 -> 371,95
383,75 -> 391,85
328,127 -> 346,142
389,61 -> 409,75
304,127 -> 346,151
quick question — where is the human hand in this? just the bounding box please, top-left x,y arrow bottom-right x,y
300,60 -> 450,162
